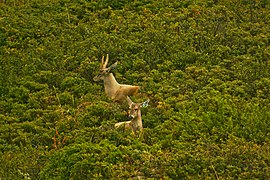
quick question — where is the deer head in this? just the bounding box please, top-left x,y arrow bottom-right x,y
127,97 -> 149,120
93,54 -> 118,81
93,54 -> 140,103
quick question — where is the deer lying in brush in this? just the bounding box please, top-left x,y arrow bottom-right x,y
93,54 -> 140,103
115,97 -> 149,135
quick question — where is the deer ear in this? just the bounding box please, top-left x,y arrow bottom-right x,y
108,61 -> 118,71
141,99 -> 150,108
126,96 -> 133,107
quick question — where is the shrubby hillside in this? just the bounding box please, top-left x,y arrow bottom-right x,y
0,0 -> 270,179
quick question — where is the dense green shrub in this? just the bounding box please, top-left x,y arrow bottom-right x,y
0,0 -> 270,179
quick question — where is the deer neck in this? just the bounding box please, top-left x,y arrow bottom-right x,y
131,110 -> 142,129
103,73 -> 120,98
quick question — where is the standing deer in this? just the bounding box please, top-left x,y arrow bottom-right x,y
93,54 -> 140,103
115,97 -> 149,135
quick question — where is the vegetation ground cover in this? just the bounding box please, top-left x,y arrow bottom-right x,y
0,0 -> 270,179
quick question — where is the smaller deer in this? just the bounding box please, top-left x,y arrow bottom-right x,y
115,97 -> 149,135
93,54 -> 140,103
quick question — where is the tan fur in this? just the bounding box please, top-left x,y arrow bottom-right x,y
93,54 -> 140,103
114,121 -> 132,129
115,97 -> 146,135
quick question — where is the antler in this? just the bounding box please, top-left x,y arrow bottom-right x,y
104,54 -> 109,68
100,55 -> 105,68
100,54 -> 109,68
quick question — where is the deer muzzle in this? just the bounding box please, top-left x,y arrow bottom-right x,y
128,115 -> 135,120
93,75 -> 101,81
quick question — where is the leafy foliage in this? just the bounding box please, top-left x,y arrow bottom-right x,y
0,0 -> 270,179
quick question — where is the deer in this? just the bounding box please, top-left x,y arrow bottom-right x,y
115,97 -> 149,135
93,54 -> 140,103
